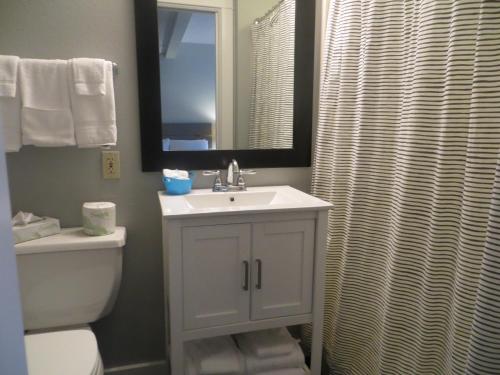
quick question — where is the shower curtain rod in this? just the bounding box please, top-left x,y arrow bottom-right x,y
254,0 -> 285,24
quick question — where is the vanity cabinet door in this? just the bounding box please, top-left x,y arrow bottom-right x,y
182,224 -> 251,329
251,220 -> 315,320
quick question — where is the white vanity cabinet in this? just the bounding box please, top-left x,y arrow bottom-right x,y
159,186 -> 332,375
182,223 -> 251,329
251,220 -> 315,320
182,220 -> 315,330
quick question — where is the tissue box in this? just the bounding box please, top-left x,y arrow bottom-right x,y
12,217 -> 61,244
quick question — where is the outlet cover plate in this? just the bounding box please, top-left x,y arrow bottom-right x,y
102,150 -> 121,179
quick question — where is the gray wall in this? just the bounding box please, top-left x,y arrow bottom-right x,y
0,0 -> 311,368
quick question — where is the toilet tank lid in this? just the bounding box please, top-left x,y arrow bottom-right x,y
15,227 -> 126,255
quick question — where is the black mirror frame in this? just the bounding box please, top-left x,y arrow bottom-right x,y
134,0 -> 315,171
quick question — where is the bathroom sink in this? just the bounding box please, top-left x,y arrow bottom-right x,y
158,185 -> 332,218
185,191 -> 277,209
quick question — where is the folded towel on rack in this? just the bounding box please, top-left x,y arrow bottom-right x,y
185,336 -> 245,374
70,58 -> 106,96
234,328 -> 296,359
70,60 -> 117,148
240,341 -> 305,374
0,56 -> 21,152
0,55 -> 19,97
19,58 -> 75,147
0,91 -> 21,152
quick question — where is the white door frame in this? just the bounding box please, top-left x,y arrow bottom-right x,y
158,0 -> 235,149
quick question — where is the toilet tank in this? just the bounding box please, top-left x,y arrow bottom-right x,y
15,227 -> 126,331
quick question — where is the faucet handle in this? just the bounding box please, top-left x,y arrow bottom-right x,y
240,169 -> 257,175
203,170 -> 221,176
236,175 -> 246,189
236,170 -> 256,190
203,170 -> 223,191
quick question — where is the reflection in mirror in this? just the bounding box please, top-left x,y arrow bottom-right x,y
239,0 -> 295,150
157,0 -> 296,151
158,7 -> 216,151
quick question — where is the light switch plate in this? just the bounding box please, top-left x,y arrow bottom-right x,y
102,150 -> 121,179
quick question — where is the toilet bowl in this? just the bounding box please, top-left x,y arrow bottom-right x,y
15,227 -> 126,375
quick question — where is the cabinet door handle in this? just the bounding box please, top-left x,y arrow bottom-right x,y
256,259 -> 262,290
242,261 -> 249,291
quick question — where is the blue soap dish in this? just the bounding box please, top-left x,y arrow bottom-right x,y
163,172 -> 194,195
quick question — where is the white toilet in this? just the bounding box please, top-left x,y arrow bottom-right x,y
15,227 -> 126,375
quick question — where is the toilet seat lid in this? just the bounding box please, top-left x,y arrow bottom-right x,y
25,327 -> 102,375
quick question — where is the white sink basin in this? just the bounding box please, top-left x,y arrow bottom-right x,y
185,191 -> 277,209
159,186 -> 332,218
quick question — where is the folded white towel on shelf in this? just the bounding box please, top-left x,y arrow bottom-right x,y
255,369 -> 306,375
235,328 -> 296,359
70,60 -> 116,148
184,350 -> 199,375
185,336 -> 245,375
70,58 -> 106,96
241,341 -> 305,374
19,58 -> 75,147
0,55 -> 19,97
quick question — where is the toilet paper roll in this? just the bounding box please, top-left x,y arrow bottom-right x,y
82,202 -> 116,236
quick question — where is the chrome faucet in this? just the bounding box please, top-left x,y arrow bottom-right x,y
227,159 -> 240,188
204,159 -> 256,192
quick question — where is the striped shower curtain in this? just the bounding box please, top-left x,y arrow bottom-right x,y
312,0 -> 500,374
248,0 -> 295,149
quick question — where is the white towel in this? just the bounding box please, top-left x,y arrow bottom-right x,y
185,336 -> 245,375
0,55 -> 19,97
235,328 -> 296,358
163,169 -> 189,180
0,82 -> 21,152
241,341 -> 305,374
255,369 -> 305,375
70,60 -> 117,148
184,351 -> 199,375
70,58 -> 106,96
19,58 -> 75,147
0,55 -> 21,152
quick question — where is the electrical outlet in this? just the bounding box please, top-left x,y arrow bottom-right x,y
102,150 -> 121,179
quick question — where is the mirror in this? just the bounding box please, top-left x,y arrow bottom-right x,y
157,0 -> 295,151
135,0 -> 315,169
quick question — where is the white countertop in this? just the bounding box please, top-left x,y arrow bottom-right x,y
158,185 -> 332,219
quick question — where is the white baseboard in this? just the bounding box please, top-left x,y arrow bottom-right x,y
104,360 -> 168,375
